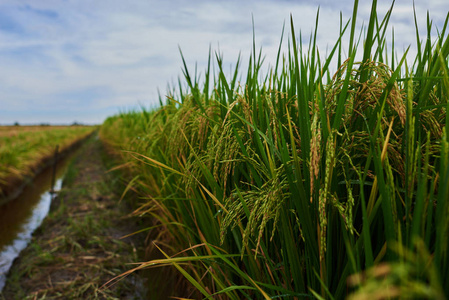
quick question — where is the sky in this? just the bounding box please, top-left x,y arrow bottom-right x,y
0,0 -> 447,125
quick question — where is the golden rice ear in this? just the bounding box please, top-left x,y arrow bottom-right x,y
420,109 -> 443,140
325,60 -> 406,129
309,109 -> 321,203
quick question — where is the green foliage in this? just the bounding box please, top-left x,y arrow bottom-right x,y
100,1 -> 449,298
0,126 -> 95,193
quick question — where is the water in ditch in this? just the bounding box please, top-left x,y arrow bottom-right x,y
0,149 -> 78,291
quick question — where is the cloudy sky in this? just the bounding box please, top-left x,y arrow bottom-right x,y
0,0 -> 447,125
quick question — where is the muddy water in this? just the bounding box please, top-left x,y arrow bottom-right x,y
0,148 -> 80,291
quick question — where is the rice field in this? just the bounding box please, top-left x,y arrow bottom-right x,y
100,1 -> 449,298
0,125 -> 96,199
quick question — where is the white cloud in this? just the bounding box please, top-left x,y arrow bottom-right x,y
0,0 -> 446,124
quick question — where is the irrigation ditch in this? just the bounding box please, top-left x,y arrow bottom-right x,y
0,134 -> 147,299
0,133 -> 95,291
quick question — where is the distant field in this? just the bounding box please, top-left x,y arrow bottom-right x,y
0,125 -> 96,197
0,126 -> 81,137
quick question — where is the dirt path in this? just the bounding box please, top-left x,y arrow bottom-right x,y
1,136 -> 146,299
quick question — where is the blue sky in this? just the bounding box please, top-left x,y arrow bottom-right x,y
0,0 -> 447,125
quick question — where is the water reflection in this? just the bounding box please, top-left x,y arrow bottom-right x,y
0,150 -> 74,291
0,179 -> 62,291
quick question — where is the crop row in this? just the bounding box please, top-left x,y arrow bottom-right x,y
100,1 -> 449,298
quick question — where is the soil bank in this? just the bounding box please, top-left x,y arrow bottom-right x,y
0,129 -> 96,205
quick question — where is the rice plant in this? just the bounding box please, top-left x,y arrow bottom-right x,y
100,0 -> 449,298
